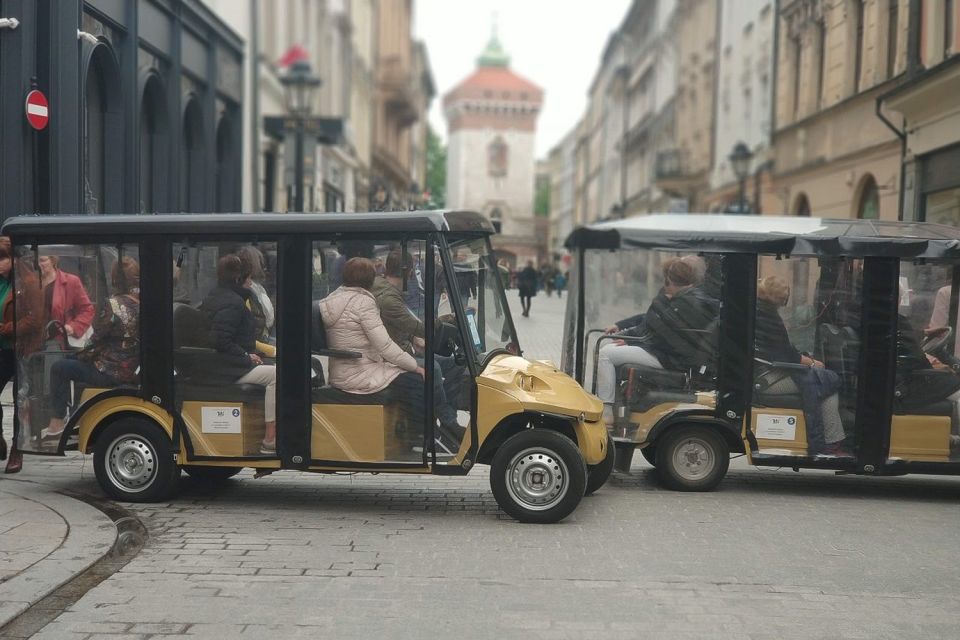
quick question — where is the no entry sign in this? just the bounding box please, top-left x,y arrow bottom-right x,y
25,89 -> 49,130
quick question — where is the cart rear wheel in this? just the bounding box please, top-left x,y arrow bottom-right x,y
655,425 -> 729,491
183,466 -> 243,483
640,446 -> 657,467
490,430 -> 587,524
93,418 -> 179,502
585,435 -> 615,495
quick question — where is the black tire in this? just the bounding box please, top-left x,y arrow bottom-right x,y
640,446 -> 657,467
93,418 -> 179,502
655,425 -> 729,492
585,435 -> 615,495
183,465 -> 243,483
490,429 -> 587,524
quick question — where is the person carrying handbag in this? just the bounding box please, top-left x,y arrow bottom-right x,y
41,258 -> 140,441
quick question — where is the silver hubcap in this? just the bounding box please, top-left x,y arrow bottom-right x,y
105,435 -> 158,493
672,437 -> 715,481
505,447 -> 569,511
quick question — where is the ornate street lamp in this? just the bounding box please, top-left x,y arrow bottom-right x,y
280,59 -> 322,211
729,141 -> 754,214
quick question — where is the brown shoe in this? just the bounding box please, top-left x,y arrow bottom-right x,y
5,450 -> 22,474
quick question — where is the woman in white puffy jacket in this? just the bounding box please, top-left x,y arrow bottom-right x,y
318,257 -> 427,425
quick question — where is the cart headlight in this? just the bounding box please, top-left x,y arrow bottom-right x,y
515,373 -> 551,393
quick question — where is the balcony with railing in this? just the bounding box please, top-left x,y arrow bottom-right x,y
654,148 -> 708,195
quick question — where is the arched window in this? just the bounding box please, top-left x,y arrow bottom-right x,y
83,45 -> 122,214
794,193 -> 811,216
857,175 -> 880,219
139,75 -> 169,213
182,98 -> 205,212
84,60 -> 106,214
488,137 -> 508,178
215,114 -> 234,212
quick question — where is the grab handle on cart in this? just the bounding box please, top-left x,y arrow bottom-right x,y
585,329 -> 652,395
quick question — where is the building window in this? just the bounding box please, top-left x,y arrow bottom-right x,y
816,21 -> 827,108
853,0 -> 865,93
215,114 -> 234,212
139,76 -> 168,213
182,98 -> 205,212
84,58 -> 106,214
791,35 -> 802,120
947,0 -> 955,57
794,193 -> 811,216
488,137 -> 508,178
263,150 -> 276,212
887,0 -> 900,77
857,175 -> 880,219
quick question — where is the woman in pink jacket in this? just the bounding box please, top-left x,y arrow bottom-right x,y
38,255 -> 94,344
319,257 -> 432,440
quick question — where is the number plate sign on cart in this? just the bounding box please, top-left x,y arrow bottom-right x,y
755,414 -> 797,440
201,407 -> 242,434
25,90 -> 49,130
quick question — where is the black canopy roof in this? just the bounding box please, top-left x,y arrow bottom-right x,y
565,214 -> 960,259
1,210 -> 494,241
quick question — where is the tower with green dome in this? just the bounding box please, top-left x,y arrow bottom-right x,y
442,26 -> 544,268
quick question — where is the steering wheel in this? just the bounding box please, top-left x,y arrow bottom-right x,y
921,326 -> 953,356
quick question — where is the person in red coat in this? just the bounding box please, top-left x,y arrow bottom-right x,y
38,255 -> 94,345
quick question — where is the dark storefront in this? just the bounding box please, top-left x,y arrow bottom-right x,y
0,0 -> 243,220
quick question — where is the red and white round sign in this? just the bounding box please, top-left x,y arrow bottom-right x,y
24,90 -> 49,130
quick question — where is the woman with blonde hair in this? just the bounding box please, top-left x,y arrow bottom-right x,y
756,275 -> 848,456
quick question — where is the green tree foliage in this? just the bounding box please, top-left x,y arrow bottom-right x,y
534,178 -> 550,217
425,126 -> 446,209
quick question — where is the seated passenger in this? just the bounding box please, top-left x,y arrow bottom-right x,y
898,308 -> 960,452
42,257 -> 141,440
38,254 -> 94,347
596,257 -> 715,425
237,246 -> 274,342
755,276 -> 848,456
201,255 -> 277,455
320,258 -> 450,452
370,250 -> 463,435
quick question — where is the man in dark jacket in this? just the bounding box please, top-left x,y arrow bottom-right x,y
371,250 -> 463,433
200,255 -> 277,455
517,261 -> 538,317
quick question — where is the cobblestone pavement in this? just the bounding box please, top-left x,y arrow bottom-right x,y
5,293 -> 960,639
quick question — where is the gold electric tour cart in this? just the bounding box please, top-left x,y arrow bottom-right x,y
4,211 -> 611,524
563,214 -> 960,490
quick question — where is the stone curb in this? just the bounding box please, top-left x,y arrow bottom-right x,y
0,479 -> 117,629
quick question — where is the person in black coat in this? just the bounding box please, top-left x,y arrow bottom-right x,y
517,261 -> 538,317
596,257 -> 715,423
755,276 -> 848,455
200,255 -> 277,455
896,312 -> 960,409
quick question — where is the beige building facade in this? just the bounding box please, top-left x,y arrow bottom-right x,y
771,0 -> 912,219
882,1 -> 960,225
371,0 -> 435,210
206,0 -> 431,213
654,0 -> 719,213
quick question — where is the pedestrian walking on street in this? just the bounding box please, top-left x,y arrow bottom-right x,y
518,261 -> 538,317
0,239 -> 41,474
554,270 -> 567,299
0,238 -> 14,465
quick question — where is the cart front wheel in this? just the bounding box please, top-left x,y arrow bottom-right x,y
655,425 -> 729,491
490,430 -> 587,524
94,418 -> 179,502
585,435 -> 615,495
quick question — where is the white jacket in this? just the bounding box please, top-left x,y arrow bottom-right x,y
318,286 -> 418,394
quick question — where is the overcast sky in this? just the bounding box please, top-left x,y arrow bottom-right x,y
414,0 -> 631,159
